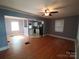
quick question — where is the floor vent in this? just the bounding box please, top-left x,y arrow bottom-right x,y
8,41 -> 10,43
25,42 -> 30,45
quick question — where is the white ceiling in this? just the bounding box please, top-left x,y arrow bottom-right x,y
0,0 -> 79,18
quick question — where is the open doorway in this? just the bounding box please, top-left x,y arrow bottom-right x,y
4,15 -> 29,42
28,20 -> 44,38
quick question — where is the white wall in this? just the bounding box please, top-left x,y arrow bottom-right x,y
23,20 -> 29,36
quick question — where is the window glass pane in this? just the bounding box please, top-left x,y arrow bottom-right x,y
55,20 -> 64,32
11,21 -> 19,31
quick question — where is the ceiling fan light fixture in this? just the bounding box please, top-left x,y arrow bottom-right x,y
44,9 -> 50,16
41,8 -> 58,16
44,12 -> 50,16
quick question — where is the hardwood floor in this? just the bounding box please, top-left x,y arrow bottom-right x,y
0,36 -> 75,59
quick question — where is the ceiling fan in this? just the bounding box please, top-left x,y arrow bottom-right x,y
40,8 -> 58,16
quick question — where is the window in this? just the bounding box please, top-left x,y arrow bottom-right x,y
11,21 -> 19,31
55,20 -> 64,32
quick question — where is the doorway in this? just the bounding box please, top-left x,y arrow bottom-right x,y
4,15 -> 29,41
28,20 -> 44,38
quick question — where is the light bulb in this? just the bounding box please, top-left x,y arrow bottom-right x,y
45,12 -> 49,16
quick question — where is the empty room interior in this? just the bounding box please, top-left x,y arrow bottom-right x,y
0,0 -> 79,59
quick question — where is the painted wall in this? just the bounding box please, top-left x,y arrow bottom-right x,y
0,14 -> 8,48
47,16 -> 78,39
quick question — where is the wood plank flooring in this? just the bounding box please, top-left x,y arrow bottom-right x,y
0,36 -> 75,59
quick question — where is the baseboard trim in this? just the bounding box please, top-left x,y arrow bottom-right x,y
47,34 -> 76,41
0,46 -> 9,51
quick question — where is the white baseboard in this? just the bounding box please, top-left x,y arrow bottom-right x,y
47,34 -> 76,41
0,46 -> 9,51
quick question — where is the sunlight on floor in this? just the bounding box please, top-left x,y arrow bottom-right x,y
11,35 -> 25,53
12,35 -> 24,39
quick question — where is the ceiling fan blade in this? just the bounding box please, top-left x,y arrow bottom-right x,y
50,11 -> 58,13
49,13 -> 52,16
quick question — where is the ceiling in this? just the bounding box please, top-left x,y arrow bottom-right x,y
0,0 -> 79,19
